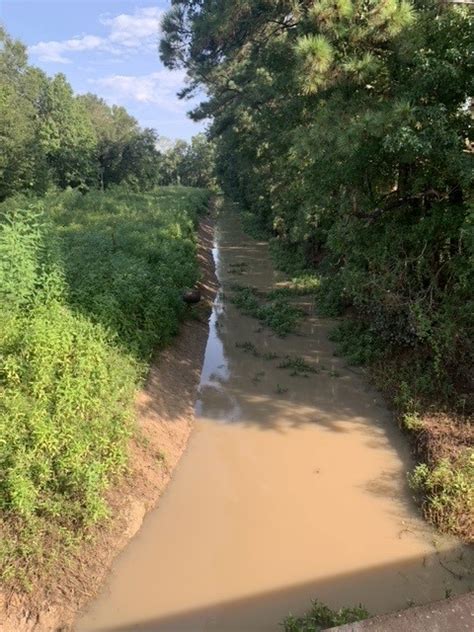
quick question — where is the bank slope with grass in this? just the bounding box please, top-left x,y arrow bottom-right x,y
0,186 -> 209,592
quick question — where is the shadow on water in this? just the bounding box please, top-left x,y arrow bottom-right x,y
91,549 -> 472,632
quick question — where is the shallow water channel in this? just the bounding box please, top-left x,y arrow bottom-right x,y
77,207 -> 472,631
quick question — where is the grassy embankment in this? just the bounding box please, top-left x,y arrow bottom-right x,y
0,185 -> 209,590
239,209 -> 473,543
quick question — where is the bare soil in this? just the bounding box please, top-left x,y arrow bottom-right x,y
0,215 -> 217,632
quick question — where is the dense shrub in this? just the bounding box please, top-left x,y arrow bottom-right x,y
0,186 -> 209,585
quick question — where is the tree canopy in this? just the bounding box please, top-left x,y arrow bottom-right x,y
160,0 -> 473,397
0,26 -> 216,199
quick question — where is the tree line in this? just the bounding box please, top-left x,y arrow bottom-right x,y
160,0 -> 472,398
0,25 -> 215,201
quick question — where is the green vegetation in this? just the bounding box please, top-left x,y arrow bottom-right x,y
157,134 -> 217,190
329,321 -> 383,367
235,341 -> 279,361
161,1 -> 474,540
282,600 -> 369,632
231,285 -> 302,337
0,186 -> 209,588
251,371 -> 266,384
278,356 -> 319,378
0,26 -> 215,200
235,341 -> 260,357
228,261 -> 249,275
262,351 -> 280,361
268,275 -> 320,300
410,448 -> 473,538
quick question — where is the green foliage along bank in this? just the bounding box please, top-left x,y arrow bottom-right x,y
160,1 -> 473,539
0,186 -> 209,588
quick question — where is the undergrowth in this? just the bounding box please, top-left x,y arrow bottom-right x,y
409,451 -> 473,540
0,185 -> 209,588
278,356 -> 319,377
282,600 -> 369,632
231,285 -> 302,336
329,320 -> 383,366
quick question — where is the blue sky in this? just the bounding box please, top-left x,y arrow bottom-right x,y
1,0 -> 206,141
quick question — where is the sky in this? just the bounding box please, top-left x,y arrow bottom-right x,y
1,0 -> 206,141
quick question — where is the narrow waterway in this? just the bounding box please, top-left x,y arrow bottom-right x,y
77,206 -> 472,632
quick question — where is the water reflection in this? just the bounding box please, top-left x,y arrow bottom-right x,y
195,229 -> 241,421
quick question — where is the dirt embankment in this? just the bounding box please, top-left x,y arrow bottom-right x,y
1,214 -> 218,632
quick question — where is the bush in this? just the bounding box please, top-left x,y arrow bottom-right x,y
329,320 -> 384,366
409,452 -> 473,540
0,186 -> 209,586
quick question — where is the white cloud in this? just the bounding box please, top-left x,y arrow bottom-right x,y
28,6 -> 164,63
29,35 -> 107,64
101,7 -> 164,48
91,70 -> 187,112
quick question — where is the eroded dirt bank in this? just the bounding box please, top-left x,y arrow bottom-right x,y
76,207 -> 473,632
0,215 -> 218,632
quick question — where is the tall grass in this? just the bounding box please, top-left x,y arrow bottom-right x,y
0,186 -> 209,587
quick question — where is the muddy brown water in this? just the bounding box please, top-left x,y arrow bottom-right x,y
77,207 -> 473,632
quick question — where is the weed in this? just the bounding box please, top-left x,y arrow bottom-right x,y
227,262 -> 248,275
278,356 -> 319,377
235,341 -> 260,357
262,351 -> 280,361
275,384 -> 288,395
136,433 -> 151,449
258,300 -> 302,337
240,210 -> 270,240
282,600 -> 369,631
267,274 -> 320,299
235,342 -> 279,361
230,285 -> 261,314
156,450 -> 167,465
409,452 -> 473,539
252,371 -> 265,384
231,285 -> 302,336
0,185 -> 208,588
402,412 -> 424,432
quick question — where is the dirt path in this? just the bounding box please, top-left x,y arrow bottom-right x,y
75,206 -> 473,632
1,215 -> 218,632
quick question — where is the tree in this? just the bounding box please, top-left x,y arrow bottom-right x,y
0,26 -> 165,198
180,134 -> 216,188
157,135 -> 216,188
0,27 -> 48,198
79,94 -> 162,190
160,0 -> 474,390
37,74 -> 97,190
